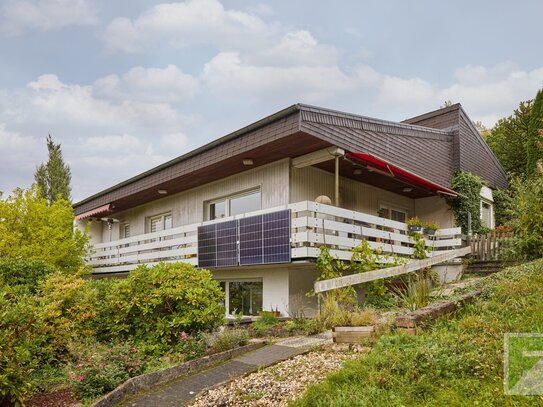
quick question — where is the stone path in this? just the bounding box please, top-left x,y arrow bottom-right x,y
120,333 -> 332,407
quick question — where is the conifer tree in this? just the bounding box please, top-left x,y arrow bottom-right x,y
34,135 -> 72,204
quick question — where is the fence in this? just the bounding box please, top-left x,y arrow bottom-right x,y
469,232 -> 514,261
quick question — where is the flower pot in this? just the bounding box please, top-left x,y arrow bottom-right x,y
423,227 -> 436,236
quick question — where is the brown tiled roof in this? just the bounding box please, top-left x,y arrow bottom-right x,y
74,103 -> 507,215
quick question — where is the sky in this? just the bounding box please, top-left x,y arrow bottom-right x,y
1,0 -> 542,202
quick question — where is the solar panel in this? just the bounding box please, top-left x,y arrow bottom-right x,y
199,209 -> 291,268
239,209 -> 291,266
263,210 -> 291,264
239,215 -> 263,266
197,224 -> 217,268
216,220 -> 238,267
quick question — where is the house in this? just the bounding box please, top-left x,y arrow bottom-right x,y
74,103 -> 507,317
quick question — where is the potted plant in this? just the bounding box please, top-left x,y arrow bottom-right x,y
423,221 -> 439,236
406,217 -> 424,233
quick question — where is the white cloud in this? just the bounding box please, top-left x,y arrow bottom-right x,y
26,73 -> 189,133
249,30 -> 339,67
102,0 -> 274,53
1,0 -> 96,35
0,123 -> 43,194
93,65 -> 199,103
202,52 -> 364,103
377,76 -> 435,105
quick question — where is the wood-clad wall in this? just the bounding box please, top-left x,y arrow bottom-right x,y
290,165 -> 415,217
99,159 -> 290,242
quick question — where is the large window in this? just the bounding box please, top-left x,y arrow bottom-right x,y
208,189 -> 261,220
219,280 -> 263,316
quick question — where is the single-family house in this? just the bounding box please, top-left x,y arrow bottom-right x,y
74,103 -> 507,317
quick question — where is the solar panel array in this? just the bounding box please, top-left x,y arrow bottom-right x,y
197,209 -> 291,268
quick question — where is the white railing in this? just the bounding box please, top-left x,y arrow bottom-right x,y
88,200 -> 463,273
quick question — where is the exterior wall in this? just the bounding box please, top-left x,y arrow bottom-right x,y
290,165 -> 415,217
289,267 -> 319,317
414,196 -> 456,229
93,159 -> 290,243
211,267 -> 290,317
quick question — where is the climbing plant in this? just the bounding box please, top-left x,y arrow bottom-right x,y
446,171 -> 484,234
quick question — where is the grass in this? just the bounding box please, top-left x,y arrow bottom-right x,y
291,258 -> 543,406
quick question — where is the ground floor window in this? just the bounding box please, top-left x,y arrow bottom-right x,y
378,204 -> 408,223
219,280 -> 263,316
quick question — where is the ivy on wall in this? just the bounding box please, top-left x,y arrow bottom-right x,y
446,171 -> 484,234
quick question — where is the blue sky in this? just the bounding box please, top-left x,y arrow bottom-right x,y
1,0 -> 542,201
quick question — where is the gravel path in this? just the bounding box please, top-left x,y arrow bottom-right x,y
189,345 -> 367,407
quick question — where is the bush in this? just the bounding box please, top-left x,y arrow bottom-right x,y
104,262 -> 225,345
0,285 -> 44,406
447,171 -> 484,234
36,272 -> 99,360
207,329 -> 249,353
0,257 -> 55,293
67,341 -> 145,399
252,312 -> 279,336
505,174 -> 543,260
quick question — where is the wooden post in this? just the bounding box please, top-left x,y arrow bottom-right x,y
334,155 -> 340,207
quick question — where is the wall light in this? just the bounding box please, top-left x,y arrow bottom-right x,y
242,159 -> 254,166
158,189 -> 168,195
402,187 -> 413,193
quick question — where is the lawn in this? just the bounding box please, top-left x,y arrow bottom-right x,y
292,259 -> 543,406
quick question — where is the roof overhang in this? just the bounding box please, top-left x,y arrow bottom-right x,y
345,152 -> 457,197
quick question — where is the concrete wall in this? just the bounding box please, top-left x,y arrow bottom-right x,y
290,165 -> 415,217
288,267 -> 319,317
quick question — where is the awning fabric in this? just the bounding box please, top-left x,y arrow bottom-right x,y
75,203 -> 112,220
346,152 -> 457,196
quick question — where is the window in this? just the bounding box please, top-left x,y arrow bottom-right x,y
208,189 -> 261,220
120,223 -> 130,239
481,201 -> 493,228
219,280 -> 263,316
379,204 -> 408,223
148,212 -> 172,233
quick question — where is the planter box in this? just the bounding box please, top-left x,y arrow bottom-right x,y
408,225 -> 423,233
259,310 -> 281,317
423,228 -> 436,236
332,326 -> 374,343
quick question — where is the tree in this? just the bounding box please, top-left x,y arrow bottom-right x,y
472,120 -> 490,140
34,135 -> 72,204
486,100 -> 532,177
0,186 -> 89,270
526,89 -> 543,176
440,100 -> 453,108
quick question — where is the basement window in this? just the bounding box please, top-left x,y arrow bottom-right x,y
219,280 -> 263,316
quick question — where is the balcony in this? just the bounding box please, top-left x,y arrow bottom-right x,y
88,201 -> 463,274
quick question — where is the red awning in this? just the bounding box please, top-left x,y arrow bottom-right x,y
346,152 -> 457,196
75,203 -> 112,220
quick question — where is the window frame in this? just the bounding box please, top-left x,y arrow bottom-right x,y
147,212 -> 173,233
120,223 -> 130,239
378,202 -> 409,223
218,278 -> 263,316
207,188 -> 261,221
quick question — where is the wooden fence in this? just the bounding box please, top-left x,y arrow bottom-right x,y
469,232 -> 514,261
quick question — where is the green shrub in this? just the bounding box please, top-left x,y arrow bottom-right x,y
252,312 -> 279,336
104,262 -> 225,345
207,329 -> 249,353
505,174 -> 543,260
0,285 -> 44,405
447,171 -> 484,234
67,341 -> 145,399
0,257 -> 55,293
36,272 -> 99,359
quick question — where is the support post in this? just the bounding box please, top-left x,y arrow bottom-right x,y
334,155 -> 340,207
